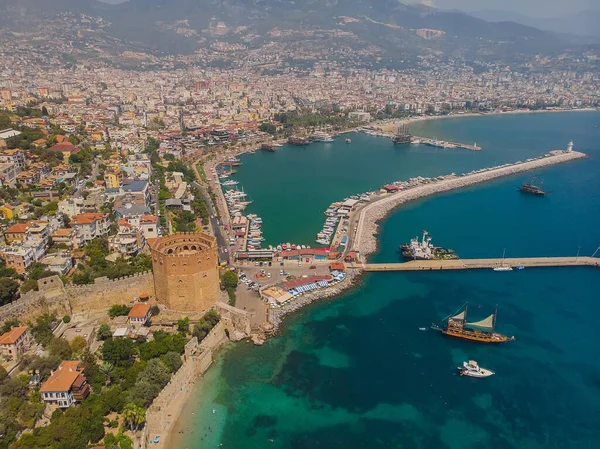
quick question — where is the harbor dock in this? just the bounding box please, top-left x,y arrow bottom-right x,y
412,136 -> 481,151
352,150 -> 587,259
356,257 -> 599,271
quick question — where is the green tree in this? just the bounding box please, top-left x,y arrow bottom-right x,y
30,314 -> 55,346
69,336 -> 87,355
96,324 -> 112,341
0,365 -> 8,383
101,338 -> 135,367
48,337 -> 72,360
27,262 -> 55,281
62,315 -> 71,324
129,381 -> 160,408
122,403 -> 146,431
259,122 -> 277,135
160,351 -> 183,373
19,279 -> 38,294
176,317 -> 190,333
0,278 -> 20,306
1,319 -> 20,334
108,304 -> 131,318
192,309 -> 220,342
137,358 -> 170,388
99,385 -> 127,413
99,362 -> 114,386
221,270 -> 238,289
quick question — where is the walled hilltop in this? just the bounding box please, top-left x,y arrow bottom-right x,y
150,232 -> 220,312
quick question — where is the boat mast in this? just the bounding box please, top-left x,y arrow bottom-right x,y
463,303 -> 469,330
493,305 -> 498,332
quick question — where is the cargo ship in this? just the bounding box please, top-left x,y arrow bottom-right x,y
399,230 -> 458,260
431,303 -> 515,344
519,177 -> 546,195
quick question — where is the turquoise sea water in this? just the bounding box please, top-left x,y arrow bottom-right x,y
177,111 -> 600,449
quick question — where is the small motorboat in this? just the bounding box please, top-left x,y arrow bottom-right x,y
458,360 -> 495,378
516,266 -> 525,270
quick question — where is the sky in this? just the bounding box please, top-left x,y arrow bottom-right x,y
407,0 -> 596,17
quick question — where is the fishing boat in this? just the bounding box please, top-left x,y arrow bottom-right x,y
458,360 -> 495,378
431,303 -> 515,343
493,248 -> 513,271
345,138 -> 352,144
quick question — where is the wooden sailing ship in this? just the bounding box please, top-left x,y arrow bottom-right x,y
432,303 -> 515,343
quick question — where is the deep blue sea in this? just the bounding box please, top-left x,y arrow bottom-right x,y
176,111 -> 600,449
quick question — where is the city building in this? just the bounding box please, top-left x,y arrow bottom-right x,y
0,244 -> 36,273
40,253 -> 73,275
0,201 -> 25,220
0,326 -> 33,360
40,361 -> 91,408
70,212 -> 110,241
128,303 -> 152,326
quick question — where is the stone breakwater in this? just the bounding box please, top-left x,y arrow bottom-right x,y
268,269 -> 363,332
354,151 -> 587,258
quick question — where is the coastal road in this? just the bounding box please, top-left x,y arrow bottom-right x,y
193,180 -> 229,263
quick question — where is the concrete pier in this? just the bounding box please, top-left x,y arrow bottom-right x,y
412,136 -> 481,151
355,257 -> 599,271
353,150 -> 587,259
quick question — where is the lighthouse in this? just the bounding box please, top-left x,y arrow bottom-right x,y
567,140 -> 573,152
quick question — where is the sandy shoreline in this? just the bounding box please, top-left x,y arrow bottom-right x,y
375,108 -> 597,133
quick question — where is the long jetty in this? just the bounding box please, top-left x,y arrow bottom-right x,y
413,136 -> 481,151
352,150 -> 587,258
356,257 -> 599,271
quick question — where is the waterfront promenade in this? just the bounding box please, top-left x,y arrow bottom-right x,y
352,150 -> 587,259
357,256 -> 599,271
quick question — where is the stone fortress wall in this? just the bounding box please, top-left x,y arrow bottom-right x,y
142,303 -> 251,449
0,272 -> 155,324
150,233 -> 220,312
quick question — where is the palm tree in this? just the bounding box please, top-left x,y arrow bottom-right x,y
100,362 -> 114,386
123,403 -> 146,432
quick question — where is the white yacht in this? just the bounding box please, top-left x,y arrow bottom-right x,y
221,180 -> 239,186
458,360 -> 495,378
311,131 -> 335,142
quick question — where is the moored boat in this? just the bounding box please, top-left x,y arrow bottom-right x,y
458,360 -> 495,378
431,303 -> 515,344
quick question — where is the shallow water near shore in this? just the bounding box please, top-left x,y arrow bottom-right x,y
176,111 -> 600,449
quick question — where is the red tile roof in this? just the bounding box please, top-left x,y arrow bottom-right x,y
0,326 -> 29,345
48,142 -> 76,153
71,212 -> 107,225
40,361 -> 83,393
128,303 -> 151,318
140,215 -> 158,223
5,222 -> 29,234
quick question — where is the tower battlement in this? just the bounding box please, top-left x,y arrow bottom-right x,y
150,233 -> 220,312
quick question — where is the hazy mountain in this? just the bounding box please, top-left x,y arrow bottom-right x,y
470,9 -> 600,38
0,0 -> 574,64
